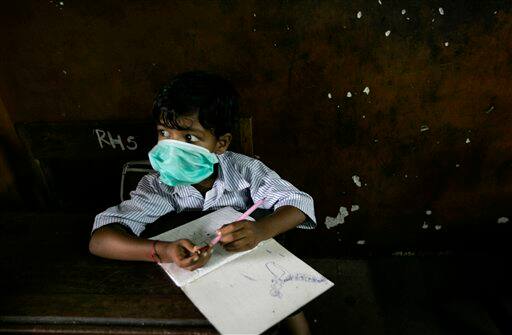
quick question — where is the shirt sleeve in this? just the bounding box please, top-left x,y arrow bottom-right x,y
247,160 -> 317,229
92,173 -> 175,236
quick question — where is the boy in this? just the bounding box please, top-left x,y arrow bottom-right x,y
89,71 -> 316,334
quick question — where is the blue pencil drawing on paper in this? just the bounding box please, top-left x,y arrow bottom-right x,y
266,261 -> 326,298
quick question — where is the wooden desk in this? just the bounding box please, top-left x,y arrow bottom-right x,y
0,212 -> 217,334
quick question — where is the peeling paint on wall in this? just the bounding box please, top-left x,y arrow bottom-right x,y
1,0 -> 511,252
324,206 -> 349,229
352,175 -> 362,187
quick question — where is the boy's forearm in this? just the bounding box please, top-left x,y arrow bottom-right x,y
255,205 -> 306,240
89,224 -> 154,261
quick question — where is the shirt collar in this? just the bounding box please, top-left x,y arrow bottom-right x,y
217,152 -> 250,192
171,184 -> 200,198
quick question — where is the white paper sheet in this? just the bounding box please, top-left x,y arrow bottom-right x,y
182,238 -> 334,334
150,207 -> 255,287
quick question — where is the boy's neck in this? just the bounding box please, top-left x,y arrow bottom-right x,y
193,164 -> 218,195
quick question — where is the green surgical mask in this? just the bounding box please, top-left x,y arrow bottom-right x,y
148,139 -> 219,186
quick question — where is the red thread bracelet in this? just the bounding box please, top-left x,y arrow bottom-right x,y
151,240 -> 162,263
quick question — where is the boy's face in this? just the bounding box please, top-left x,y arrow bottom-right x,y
156,113 -> 231,154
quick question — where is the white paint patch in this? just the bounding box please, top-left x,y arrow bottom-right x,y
253,13 -> 256,17
465,138 -> 471,144
401,9 -> 406,15
422,222 -> 429,229
497,217 -> 509,224
363,86 -> 370,95
426,210 -> 432,215
346,91 -> 352,98
324,206 -> 350,229
59,1 -> 64,5
62,70 -> 67,75
420,125 -> 429,132
352,175 -> 362,187
362,115 -> 366,118
444,41 -> 449,46
327,93 -> 332,99
357,11 -> 362,19
385,30 -> 391,37
357,240 -> 366,245
378,0 -> 382,5
439,7 -> 444,15
406,17 -> 410,21
434,225 -> 442,230
351,205 -> 360,212
494,11 -> 498,15
455,163 -> 460,168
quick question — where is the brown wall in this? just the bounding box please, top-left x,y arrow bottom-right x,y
1,1 -> 511,254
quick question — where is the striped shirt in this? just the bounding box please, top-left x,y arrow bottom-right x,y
92,151 -> 316,236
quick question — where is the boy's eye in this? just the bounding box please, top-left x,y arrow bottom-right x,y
159,130 -> 171,138
184,134 -> 199,143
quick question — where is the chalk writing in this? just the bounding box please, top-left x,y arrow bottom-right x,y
93,129 -> 138,151
266,261 -> 326,298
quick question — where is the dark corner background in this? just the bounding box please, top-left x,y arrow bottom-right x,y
0,0 -> 511,257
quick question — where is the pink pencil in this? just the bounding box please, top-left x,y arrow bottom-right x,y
207,198 -> 266,248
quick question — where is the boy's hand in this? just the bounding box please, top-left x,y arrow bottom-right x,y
217,220 -> 265,252
159,239 -> 212,271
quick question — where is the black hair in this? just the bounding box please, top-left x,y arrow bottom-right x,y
152,71 -> 240,138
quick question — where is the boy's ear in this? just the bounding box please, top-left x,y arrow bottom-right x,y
214,133 -> 232,154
